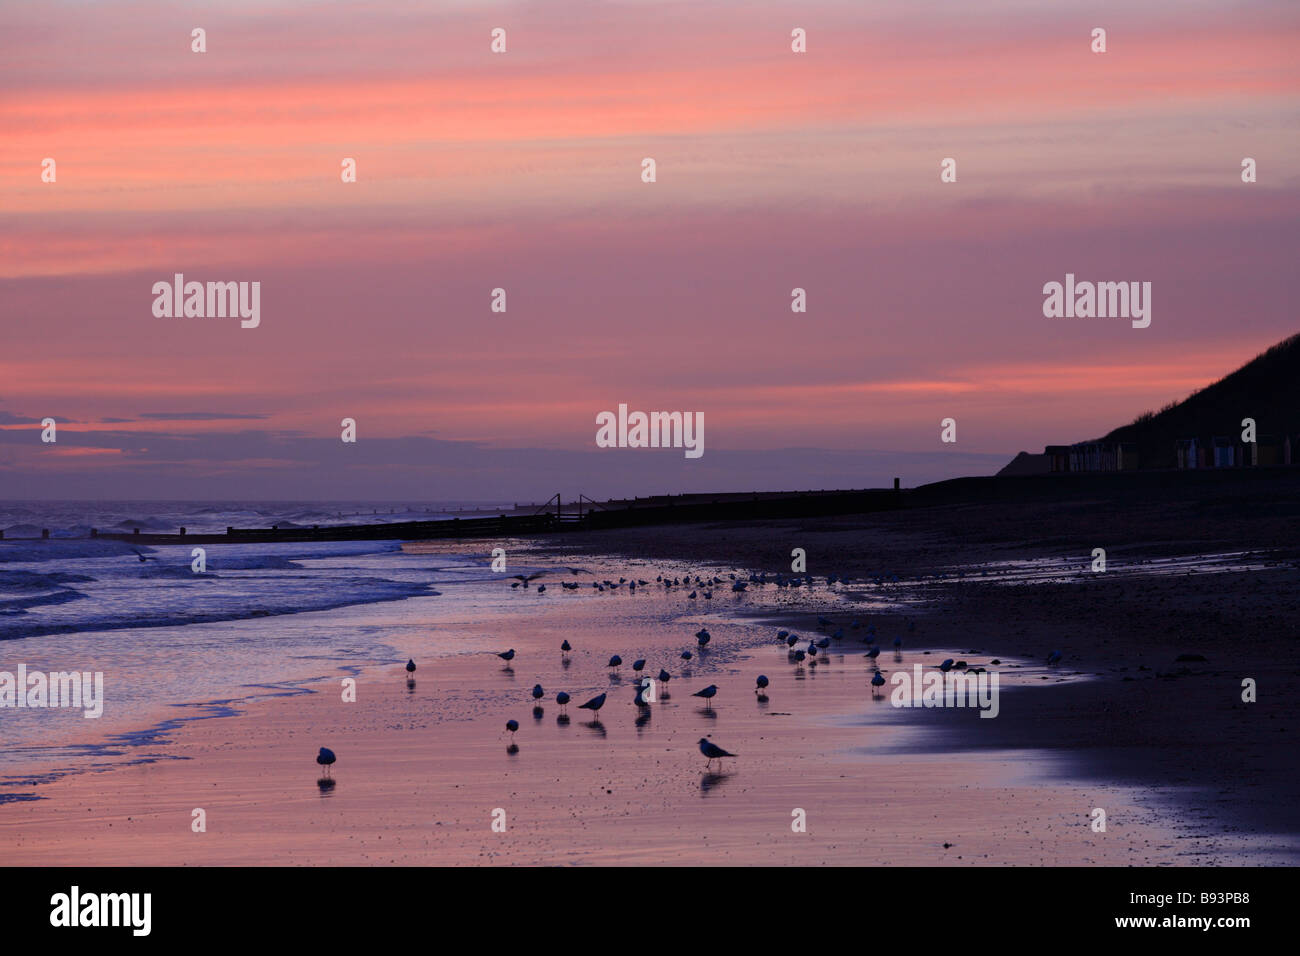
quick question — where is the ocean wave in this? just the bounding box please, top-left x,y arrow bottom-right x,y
0,588 -> 87,615
0,576 -> 435,642
0,569 -> 96,591
110,517 -> 174,531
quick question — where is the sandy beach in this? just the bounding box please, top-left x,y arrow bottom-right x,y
3,490 -> 1295,865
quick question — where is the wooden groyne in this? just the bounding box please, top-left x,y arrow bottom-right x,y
51,466 -> 1300,547
90,487 -> 905,545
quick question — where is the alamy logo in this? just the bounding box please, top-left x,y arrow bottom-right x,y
50,886 -> 151,936
595,404 -> 704,458
152,273 -> 261,328
889,665 -> 1000,718
1042,273 -> 1151,328
0,665 -> 104,718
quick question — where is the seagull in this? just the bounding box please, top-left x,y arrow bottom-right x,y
405,659 -> 416,675
511,572 -> 545,589
531,683 -> 544,701
866,646 -> 880,661
657,668 -> 672,687
316,747 -> 336,778
632,659 -> 646,675
786,635 -> 800,648
561,639 -> 572,658
695,629 -> 711,647
506,719 -> 519,739
755,675 -> 769,695
607,655 -> 622,672
680,651 -> 693,662
497,649 -> 516,663
130,548 -> 155,563
692,684 -> 718,710
698,737 -> 736,770
871,671 -> 886,697
578,692 -> 606,714
940,658 -> 954,672
556,691 -> 570,714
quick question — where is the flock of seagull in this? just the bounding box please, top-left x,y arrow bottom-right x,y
312,567 -> 1067,782
311,569 -> 916,782
489,613 -> 911,765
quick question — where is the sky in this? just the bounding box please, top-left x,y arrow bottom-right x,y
1,0 -> 1297,500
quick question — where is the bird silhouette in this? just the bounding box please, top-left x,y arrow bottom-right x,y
698,737 -> 735,770
755,675 -> 769,695
556,691 -> 571,714
578,692 -> 606,714
405,659 -> 416,674
497,649 -> 516,663
692,684 -> 719,710
316,747 -> 336,778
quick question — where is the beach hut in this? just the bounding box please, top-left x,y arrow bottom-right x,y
1045,445 -> 1071,473
1256,435 -> 1281,466
1212,436 -> 1235,468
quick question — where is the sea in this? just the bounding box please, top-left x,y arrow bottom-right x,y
0,501 -> 526,780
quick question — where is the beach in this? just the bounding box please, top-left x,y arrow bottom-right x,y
2,492 -> 1295,865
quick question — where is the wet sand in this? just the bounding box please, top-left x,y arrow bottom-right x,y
2,536 -> 1287,865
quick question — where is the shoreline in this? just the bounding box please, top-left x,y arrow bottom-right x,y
2,526 -> 1294,864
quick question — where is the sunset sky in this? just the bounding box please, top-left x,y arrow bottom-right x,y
1,0 -> 1297,499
